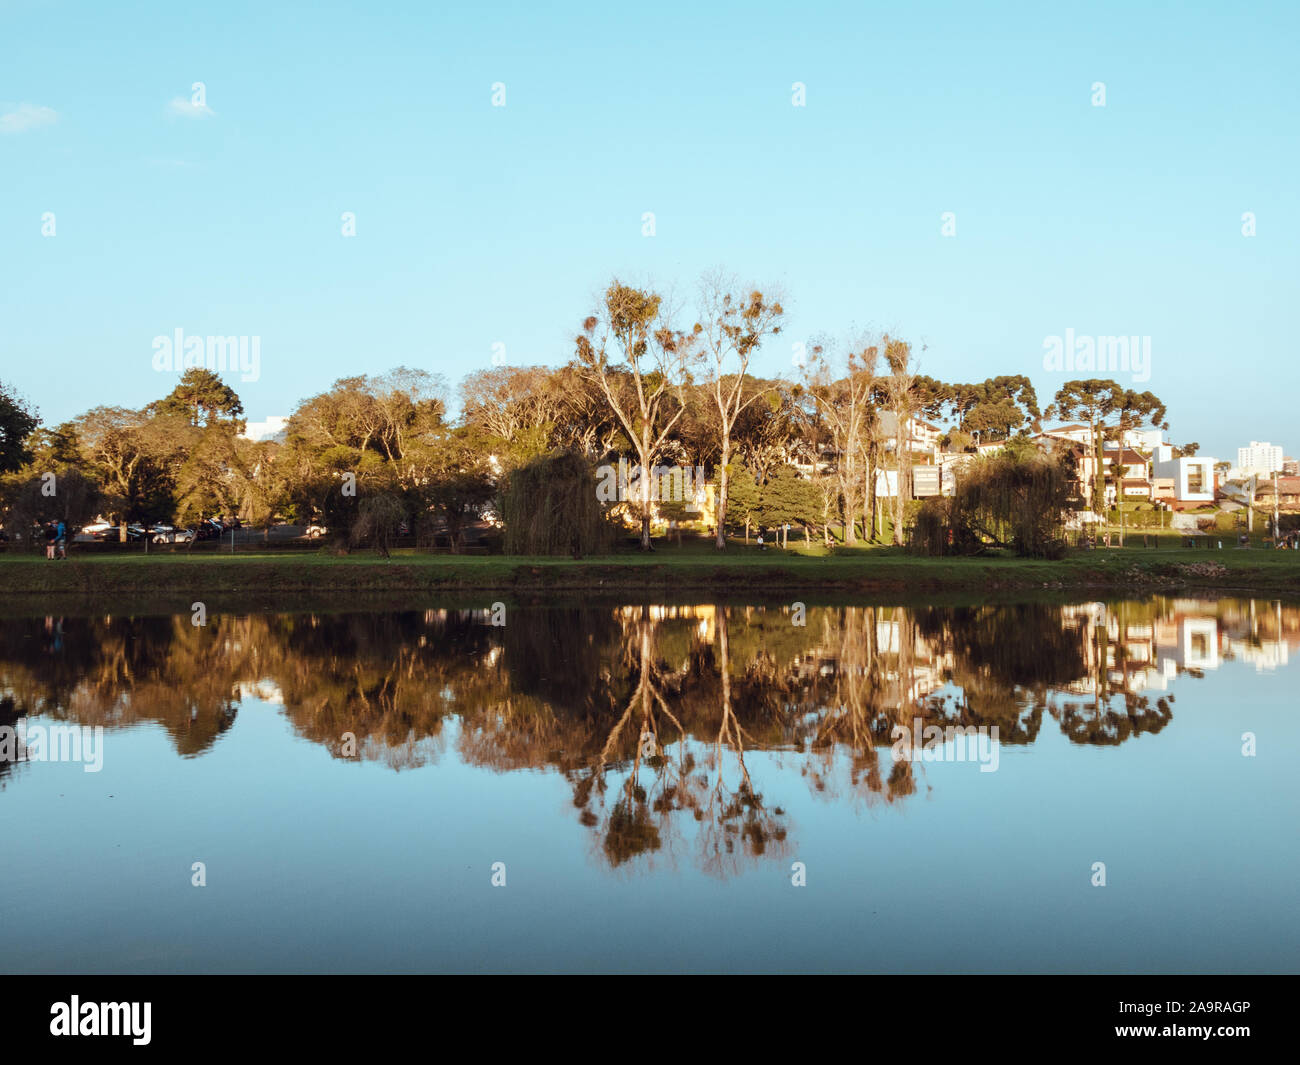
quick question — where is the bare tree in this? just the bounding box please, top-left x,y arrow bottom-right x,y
575,281 -> 700,550
459,365 -> 569,453
882,336 -> 916,546
696,273 -> 785,548
804,336 -> 877,545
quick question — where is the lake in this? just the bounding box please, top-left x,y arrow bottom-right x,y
1,596 -> 1296,974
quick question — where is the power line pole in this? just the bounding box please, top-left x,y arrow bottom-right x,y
1274,470 -> 1280,545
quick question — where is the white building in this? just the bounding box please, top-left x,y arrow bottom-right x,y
878,412 -> 942,456
1036,423 -> 1094,448
1121,427 -> 1164,452
1236,441 -> 1284,476
1152,445 -> 1216,505
241,415 -> 289,443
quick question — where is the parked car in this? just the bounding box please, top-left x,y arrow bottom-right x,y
192,519 -> 226,542
305,524 -> 327,539
152,525 -> 196,544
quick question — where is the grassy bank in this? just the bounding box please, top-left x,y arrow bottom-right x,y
4,541 -> 1300,601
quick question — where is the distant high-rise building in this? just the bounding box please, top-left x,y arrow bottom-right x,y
1237,441 -> 1284,475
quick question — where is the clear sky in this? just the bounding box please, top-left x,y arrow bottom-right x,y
2,0 -> 1296,459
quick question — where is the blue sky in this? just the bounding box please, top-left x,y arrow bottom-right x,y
2,0 -> 1296,459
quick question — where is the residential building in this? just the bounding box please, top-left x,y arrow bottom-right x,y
878,412 -> 942,457
1237,441 -> 1284,476
1121,427 -> 1164,452
1102,448 -> 1151,502
1253,476 -> 1300,512
1152,445 -> 1217,507
1036,423 -> 1094,449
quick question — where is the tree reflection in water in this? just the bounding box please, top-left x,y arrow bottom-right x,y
1,597 -> 1295,868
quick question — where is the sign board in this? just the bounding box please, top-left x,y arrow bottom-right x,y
912,466 -> 941,497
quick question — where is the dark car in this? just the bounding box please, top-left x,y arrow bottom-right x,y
192,520 -> 225,542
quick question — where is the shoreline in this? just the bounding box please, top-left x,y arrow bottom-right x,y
3,550 -> 1300,609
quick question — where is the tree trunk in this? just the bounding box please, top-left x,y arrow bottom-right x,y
893,468 -> 904,546
715,438 -> 729,549
841,469 -> 857,545
862,458 -> 872,543
639,448 -> 653,550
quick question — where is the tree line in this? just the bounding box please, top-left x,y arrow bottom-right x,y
0,274 -> 1180,554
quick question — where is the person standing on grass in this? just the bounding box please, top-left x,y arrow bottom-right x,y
55,519 -> 67,559
757,531 -> 765,551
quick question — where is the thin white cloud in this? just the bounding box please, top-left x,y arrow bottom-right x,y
0,102 -> 58,134
167,96 -> 215,119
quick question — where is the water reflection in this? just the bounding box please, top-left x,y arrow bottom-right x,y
1,597 -> 1296,874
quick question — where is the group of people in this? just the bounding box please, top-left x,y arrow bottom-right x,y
43,520 -> 68,560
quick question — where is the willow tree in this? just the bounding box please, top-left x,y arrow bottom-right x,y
912,446 -> 1072,558
501,450 -> 612,556
696,274 -> 784,549
575,281 -> 699,550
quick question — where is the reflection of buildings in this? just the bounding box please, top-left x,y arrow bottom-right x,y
1056,598 -> 1299,698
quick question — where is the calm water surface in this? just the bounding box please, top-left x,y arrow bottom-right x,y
1,597 -> 1296,973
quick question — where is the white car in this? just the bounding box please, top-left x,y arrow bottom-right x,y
152,526 -> 195,544
305,524 -> 327,539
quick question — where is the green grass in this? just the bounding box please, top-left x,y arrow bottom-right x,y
4,536 -> 1300,601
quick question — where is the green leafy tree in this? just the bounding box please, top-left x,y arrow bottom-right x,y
0,382 -> 39,474
150,368 -> 244,428
755,466 -> 821,546
1048,379 -> 1124,515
